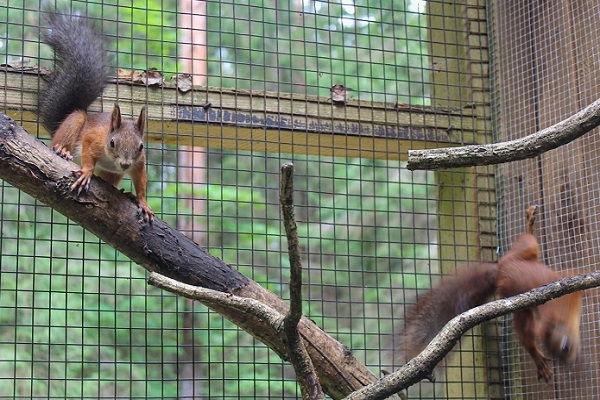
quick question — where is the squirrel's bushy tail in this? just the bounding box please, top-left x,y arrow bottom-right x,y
394,262 -> 498,365
38,10 -> 108,134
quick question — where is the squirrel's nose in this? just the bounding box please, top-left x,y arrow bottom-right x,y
120,162 -> 131,170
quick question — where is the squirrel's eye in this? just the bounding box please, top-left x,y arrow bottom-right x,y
139,143 -> 144,152
110,139 -> 115,148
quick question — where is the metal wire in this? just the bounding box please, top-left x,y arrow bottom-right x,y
0,0 -> 496,398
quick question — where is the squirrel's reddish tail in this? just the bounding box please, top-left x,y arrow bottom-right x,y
394,262 -> 498,365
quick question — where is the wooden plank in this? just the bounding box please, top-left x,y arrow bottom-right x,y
0,70 -> 476,161
428,0 -> 497,398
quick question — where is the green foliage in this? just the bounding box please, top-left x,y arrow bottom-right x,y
0,1 -> 179,74
204,151 -> 436,363
0,0 -> 435,397
3,0 -> 427,103
206,0 -> 429,102
0,190 -> 178,397
0,150 -> 435,398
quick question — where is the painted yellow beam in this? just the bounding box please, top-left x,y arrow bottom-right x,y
2,70 -> 476,160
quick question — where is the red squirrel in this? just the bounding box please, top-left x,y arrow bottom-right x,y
396,206 -> 582,381
37,10 -> 153,222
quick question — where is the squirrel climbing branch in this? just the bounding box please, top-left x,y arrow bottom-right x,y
407,98 -> 600,170
346,272 -> 600,400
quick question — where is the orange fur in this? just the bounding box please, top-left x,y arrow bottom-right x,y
51,105 -> 153,222
39,10 -> 153,222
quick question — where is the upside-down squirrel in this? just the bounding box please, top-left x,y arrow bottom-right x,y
38,10 -> 153,222
396,206 -> 582,381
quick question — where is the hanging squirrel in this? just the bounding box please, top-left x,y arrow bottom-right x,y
38,10 -> 153,222
396,205 -> 582,381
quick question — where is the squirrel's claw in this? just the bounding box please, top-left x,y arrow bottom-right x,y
53,145 -> 74,161
534,354 -> 553,382
138,200 -> 154,224
71,169 -> 92,194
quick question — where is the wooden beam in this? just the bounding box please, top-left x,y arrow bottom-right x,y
2,69 -> 476,160
428,0 -> 497,398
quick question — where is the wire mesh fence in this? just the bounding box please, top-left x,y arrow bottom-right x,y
0,0 -> 541,399
491,1 -> 600,399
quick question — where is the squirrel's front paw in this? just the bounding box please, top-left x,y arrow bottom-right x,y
71,170 -> 93,195
138,201 -> 154,224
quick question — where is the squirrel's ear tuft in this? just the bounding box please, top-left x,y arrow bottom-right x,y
135,106 -> 147,136
110,103 -> 122,131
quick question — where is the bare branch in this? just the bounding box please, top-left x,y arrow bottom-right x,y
280,162 -> 304,324
150,163 -> 325,400
344,273 -> 600,400
148,272 -> 285,329
280,162 -> 325,400
407,98 -> 600,170
0,113 -> 377,400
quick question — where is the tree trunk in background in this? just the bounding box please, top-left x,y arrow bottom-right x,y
177,1 -> 207,398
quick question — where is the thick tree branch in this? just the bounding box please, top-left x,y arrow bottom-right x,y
407,98 -> 600,170
345,273 -> 600,400
0,113 -> 376,400
280,162 -> 325,400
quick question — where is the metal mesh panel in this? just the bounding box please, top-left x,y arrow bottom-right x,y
0,1 -> 494,398
491,1 -> 600,398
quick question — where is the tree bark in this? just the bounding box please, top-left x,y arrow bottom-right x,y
0,113 -> 377,399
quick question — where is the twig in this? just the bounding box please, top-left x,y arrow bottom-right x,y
407,97 -> 600,170
280,162 -> 325,400
280,163 -> 303,325
147,272 -> 285,329
344,272 -> 600,400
